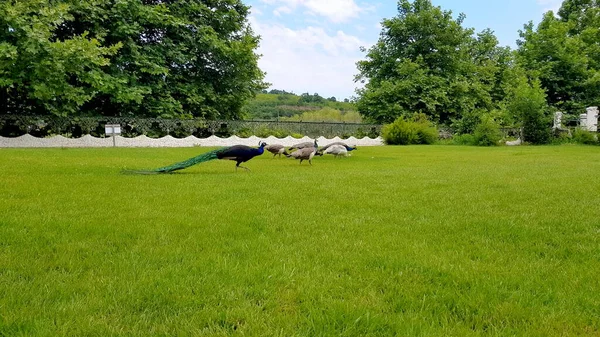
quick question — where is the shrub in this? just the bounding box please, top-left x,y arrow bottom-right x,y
255,127 -> 288,138
473,115 -> 502,146
382,114 -> 438,145
235,128 -> 254,138
451,109 -> 482,135
572,128 -> 598,145
551,129 -> 573,144
505,74 -> 551,144
452,133 -> 475,145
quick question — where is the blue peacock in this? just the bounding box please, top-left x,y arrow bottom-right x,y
125,142 -> 267,174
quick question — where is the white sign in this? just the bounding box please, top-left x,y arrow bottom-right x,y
105,124 -> 121,135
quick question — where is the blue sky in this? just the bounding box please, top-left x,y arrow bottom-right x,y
246,0 -> 563,100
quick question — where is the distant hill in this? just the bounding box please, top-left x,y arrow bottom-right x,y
243,91 -> 361,123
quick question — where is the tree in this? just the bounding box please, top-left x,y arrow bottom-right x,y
504,69 -> 551,144
298,92 -> 325,104
517,2 -> 600,114
355,0 -> 511,125
0,0 -> 266,119
0,0 -> 122,116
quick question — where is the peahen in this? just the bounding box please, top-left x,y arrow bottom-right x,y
323,144 -> 349,158
289,139 -> 318,152
124,142 -> 267,174
287,141 -> 322,165
265,144 -> 289,158
319,142 -> 357,153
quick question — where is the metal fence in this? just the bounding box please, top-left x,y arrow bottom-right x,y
0,115 -> 382,139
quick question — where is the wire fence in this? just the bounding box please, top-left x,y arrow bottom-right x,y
0,115 -> 382,139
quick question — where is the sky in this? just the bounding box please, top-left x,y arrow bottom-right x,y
245,0 -> 564,101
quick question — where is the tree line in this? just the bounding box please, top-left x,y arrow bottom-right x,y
0,0 -> 266,120
243,91 -> 357,121
356,0 -> 600,143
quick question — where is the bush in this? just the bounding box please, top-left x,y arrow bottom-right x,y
235,128 -> 254,138
572,128 -> 598,145
551,129 -> 573,144
452,133 -> 475,145
382,114 -> 438,145
505,75 -> 551,144
451,109 -> 482,135
473,115 -> 502,146
254,127 -> 288,138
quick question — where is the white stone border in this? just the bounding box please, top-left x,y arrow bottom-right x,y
0,134 -> 384,148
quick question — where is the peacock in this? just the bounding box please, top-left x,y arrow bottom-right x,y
265,144 -> 289,158
287,141 -> 322,165
124,142 -> 267,174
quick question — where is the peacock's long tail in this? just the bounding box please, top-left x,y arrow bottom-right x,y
122,148 -> 224,174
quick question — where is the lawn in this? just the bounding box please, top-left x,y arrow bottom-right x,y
1,145 -> 599,336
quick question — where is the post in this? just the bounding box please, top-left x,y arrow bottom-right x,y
553,111 -> 563,130
104,124 -> 121,147
586,107 -> 598,132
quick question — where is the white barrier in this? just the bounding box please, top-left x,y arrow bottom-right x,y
0,134 -> 384,148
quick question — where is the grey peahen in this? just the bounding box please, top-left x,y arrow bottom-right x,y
288,139 -> 318,152
287,141 -> 322,165
265,144 -> 289,158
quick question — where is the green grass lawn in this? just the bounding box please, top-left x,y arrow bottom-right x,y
1,145 -> 599,336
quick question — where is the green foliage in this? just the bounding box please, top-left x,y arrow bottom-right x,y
254,127 -> 289,138
382,114 -> 438,145
551,129 -> 573,144
452,133 -> 476,145
282,107 -> 362,123
0,0 -> 122,116
235,126 -> 304,139
0,0 -> 266,118
572,128 -> 599,145
451,109 -> 483,135
473,115 -> 502,146
243,92 -> 357,120
517,3 -> 600,114
505,71 -> 551,144
356,0 -> 513,125
298,92 -> 325,104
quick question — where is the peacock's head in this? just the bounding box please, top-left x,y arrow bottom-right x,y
258,141 -> 267,147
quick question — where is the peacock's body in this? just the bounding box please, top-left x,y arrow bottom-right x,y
124,142 -> 266,174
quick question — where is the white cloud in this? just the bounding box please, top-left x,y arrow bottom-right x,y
250,17 -> 367,99
260,0 -> 363,23
273,6 -> 292,17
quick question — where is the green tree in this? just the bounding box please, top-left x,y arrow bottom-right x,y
1,0 -> 266,119
0,0 -> 122,116
505,70 -> 551,144
355,0 -> 510,125
517,2 -> 600,114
